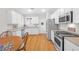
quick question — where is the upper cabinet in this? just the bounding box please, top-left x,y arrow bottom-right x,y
9,10 -> 24,27
73,8 -> 79,23
54,16 -> 59,24
11,11 -> 18,24
51,8 -> 73,24
64,8 -> 72,14
51,9 -> 60,24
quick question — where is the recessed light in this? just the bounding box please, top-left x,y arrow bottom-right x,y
28,9 -> 32,12
41,9 -> 46,12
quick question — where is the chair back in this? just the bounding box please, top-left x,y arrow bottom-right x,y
0,31 -> 12,38
22,32 -> 28,47
17,32 -> 29,51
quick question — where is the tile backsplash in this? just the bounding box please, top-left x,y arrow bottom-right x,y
59,23 -> 79,33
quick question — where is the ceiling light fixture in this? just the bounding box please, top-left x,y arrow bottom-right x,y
41,9 -> 46,13
28,9 -> 32,12
28,8 -> 34,12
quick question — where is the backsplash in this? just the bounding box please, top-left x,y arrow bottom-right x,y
59,23 -> 79,33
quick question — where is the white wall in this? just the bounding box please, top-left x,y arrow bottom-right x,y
0,9 -> 11,33
39,18 -> 46,33
24,14 -> 47,33
0,8 -> 47,34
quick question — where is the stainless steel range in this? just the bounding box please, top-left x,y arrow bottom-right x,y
54,31 -> 79,51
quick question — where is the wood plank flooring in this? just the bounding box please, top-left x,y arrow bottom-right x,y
25,34 -> 56,51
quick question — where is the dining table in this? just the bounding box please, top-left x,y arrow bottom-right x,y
0,36 -> 23,51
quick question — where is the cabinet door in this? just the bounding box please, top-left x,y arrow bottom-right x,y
59,8 -> 65,16
73,8 -> 79,23
64,8 -> 72,14
71,43 -> 79,51
55,10 -> 60,24
29,28 -> 39,34
64,39 -> 73,51
11,10 -> 23,26
64,39 -> 79,51
51,31 -> 54,42
11,11 -> 18,24
55,16 -> 59,24
51,10 -> 59,24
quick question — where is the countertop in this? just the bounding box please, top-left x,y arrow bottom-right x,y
54,29 -> 79,36
65,37 -> 79,46
8,26 -> 39,32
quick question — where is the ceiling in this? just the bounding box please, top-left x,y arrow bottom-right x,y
13,8 -> 58,15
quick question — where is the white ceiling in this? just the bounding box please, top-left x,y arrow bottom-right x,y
13,8 -> 58,15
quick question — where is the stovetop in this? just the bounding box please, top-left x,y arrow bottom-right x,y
55,31 -> 79,38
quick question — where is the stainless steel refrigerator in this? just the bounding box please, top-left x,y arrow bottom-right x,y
46,19 -> 59,40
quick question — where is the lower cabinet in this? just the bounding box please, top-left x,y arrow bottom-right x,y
64,39 -> 79,51
51,30 -> 54,42
24,28 -> 39,35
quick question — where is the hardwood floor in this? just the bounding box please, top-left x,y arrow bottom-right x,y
25,34 -> 56,51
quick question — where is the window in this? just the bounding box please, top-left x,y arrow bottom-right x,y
24,17 -> 38,27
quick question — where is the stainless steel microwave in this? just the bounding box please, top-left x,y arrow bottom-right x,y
59,11 -> 73,23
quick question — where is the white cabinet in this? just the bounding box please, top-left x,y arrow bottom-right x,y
59,8 -> 72,16
51,30 -> 54,42
31,17 -> 38,24
58,8 -> 65,16
73,8 -> 79,23
64,39 -> 74,51
10,10 -> 23,27
51,8 -> 73,24
54,16 -> 59,24
64,39 -> 79,51
11,11 -> 18,24
55,10 -> 60,24
64,8 -> 72,14
24,28 -> 39,34
51,10 -> 59,24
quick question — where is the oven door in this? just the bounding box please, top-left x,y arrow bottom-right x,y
54,35 -> 62,51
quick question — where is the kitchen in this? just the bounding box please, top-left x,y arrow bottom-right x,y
51,8 -> 79,51
0,8 -> 79,51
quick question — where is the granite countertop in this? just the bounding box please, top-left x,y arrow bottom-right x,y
65,37 -> 79,46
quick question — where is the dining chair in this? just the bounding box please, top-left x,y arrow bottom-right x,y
0,31 -> 13,51
17,32 -> 28,51
0,31 -> 12,38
